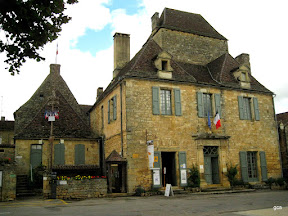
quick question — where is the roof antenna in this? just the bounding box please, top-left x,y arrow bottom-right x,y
1,96 -> 3,117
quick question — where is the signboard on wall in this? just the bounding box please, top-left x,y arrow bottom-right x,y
0,171 -> 2,187
147,144 -> 154,169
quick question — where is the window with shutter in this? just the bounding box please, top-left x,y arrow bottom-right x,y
238,96 -> 259,121
174,89 -> 182,116
108,100 -> 110,124
160,89 -> 172,115
54,144 -> 65,165
260,151 -> 267,181
239,151 -> 248,182
198,92 -> 218,118
253,97 -> 260,121
113,95 -> 117,120
75,144 -> 85,165
152,87 -> 160,115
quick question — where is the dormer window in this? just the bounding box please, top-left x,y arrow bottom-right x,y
154,51 -> 173,79
162,60 -> 168,71
233,65 -> 251,89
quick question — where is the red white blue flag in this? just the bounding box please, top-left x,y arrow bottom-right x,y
213,112 -> 221,129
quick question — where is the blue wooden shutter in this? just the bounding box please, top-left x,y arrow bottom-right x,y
75,144 -> 85,165
239,151 -> 248,182
214,93 -> 221,116
174,88 -> 182,116
179,151 -> 188,187
253,97 -> 260,121
197,92 -> 204,117
54,144 -> 65,165
260,151 -> 268,181
152,87 -> 160,115
108,100 -> 110,124
238,96 -> 245,120
113,95 -> 117,120
153,151 -> 161,188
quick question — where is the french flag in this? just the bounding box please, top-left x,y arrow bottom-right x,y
213,112 -> 221,129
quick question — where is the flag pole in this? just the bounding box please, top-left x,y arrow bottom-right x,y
55,43 -> 58,64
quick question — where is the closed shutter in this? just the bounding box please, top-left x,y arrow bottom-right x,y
238,96 -> 245,120
239,151 -> 248,182
253,97 -> 260,121
153,151 -> 161,187
54,144 -> 65,165
197,92 -> 204,117
75,144 -> 85,165
214,93 -> 221,116
174,88 -> 182,116
113,95 -> 117,120
152,87 -> 160,115
260,151 -> 268,181
108,100 -> 110,124
179,151 -> 188,186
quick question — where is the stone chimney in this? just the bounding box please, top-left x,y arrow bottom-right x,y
235,53 -> 251,74
97,87 -> 103,100
113,33 -> 130,78
50,64 -> 61,75
151,12 -> 160,32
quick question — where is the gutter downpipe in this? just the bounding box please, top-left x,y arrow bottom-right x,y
120,81 -> 124,157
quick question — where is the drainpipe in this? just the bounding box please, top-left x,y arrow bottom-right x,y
120,82 -> 124,157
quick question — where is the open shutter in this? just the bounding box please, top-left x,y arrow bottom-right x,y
214,93 -> 221,116
253,97 -> 260,121
239,151 -> 248,182
174,88 -> 182,116
113,95 -> 117,120
54,144 -> 65,165
153,151 -> 161,188
197,92 -> 204,117
238,96 -> 245,120
260,151 -> 268,181
75,144 -> 85,165
108,100 -> 110,124
152,87 -> 160,115
179,151 -> 188,187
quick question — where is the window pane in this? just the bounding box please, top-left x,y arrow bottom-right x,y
203,94 -> 212,117
243,98 -> 252,120
160,90 -> 171,115
247,152 -> 257,179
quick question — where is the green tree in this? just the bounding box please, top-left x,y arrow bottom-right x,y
0,0 -> 78,75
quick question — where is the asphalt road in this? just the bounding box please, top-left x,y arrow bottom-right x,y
0,190 -> 287,216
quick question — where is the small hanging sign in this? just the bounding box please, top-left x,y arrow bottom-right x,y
164,184 -> 174,197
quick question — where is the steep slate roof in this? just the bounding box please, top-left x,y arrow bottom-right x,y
277,112 -> 288,125
92,9 -> 272,110
0,120 -> 14,131
157,8 -> 227,40
14,64 -> 92,139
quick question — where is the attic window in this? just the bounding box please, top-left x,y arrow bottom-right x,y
40,94 -> 44,100
241,72 -> 248,82
162,60 -> 168,71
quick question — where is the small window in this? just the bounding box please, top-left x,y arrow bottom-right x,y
101,105 -> 104,129
31,144 -> 42,150
241,72 -> 247,82
161,60 -> 168,71
203,93 -> 212,117
247,151 -> 258,181
160,89 -> 172,115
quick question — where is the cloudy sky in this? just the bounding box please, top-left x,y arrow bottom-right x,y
0,0 -> 287,120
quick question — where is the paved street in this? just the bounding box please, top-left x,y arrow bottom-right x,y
0,190 -> 287,216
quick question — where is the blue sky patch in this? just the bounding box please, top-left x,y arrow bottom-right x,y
103,0 -> 143,15
73,24 -> 113,56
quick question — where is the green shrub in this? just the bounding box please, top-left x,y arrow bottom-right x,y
135,186 -> 145,196
225,164 -> 238,188
188,164 -> 200,188
276,178 -> 286,187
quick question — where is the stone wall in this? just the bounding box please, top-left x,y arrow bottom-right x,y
0,165 -> 16,201
152,29 -> 228,65
56,178 -> 107,200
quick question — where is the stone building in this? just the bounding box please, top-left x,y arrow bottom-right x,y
276,112 -> 288,179
89,8 -> 281,193
13,64 -> 100,197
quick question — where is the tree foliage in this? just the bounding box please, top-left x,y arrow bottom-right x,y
0,0 -> 78,75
